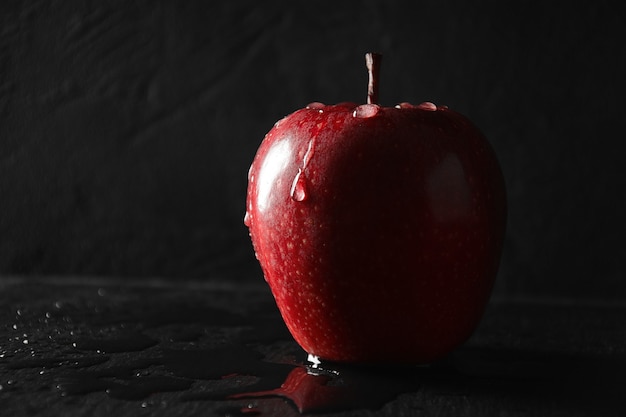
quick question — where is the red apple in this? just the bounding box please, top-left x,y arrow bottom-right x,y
245,53 -> 506,364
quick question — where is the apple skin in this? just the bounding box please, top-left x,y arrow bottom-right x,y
245,101 -> 506,364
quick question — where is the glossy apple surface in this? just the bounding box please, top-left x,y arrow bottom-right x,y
245,57 -> 506,364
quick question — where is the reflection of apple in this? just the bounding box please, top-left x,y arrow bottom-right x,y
245,53 -> 506,364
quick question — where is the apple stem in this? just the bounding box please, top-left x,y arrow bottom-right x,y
366,52 -> 382,105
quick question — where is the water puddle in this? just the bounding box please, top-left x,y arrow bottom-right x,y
230,362 -> 422,414
51,334 -> 423,413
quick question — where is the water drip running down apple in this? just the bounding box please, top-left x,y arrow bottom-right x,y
245,53 -> 506,364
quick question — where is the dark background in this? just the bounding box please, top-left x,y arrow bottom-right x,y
1,1 -> 624,300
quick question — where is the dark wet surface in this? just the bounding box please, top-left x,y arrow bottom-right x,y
2,278 -> 626,416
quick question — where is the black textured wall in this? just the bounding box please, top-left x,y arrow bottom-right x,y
1,1 -> 625,299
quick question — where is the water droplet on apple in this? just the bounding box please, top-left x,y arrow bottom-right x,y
290,169 -> 308,202
306,102 -> 326,110
417,102 -> 437,111
353,104 -> 380,118
395,102 -> 414,109
244,211 -> 252,226
302,138 -> 315,168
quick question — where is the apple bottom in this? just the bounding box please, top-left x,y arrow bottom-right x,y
262,227 -> 499,365
271,276 -> 493,364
